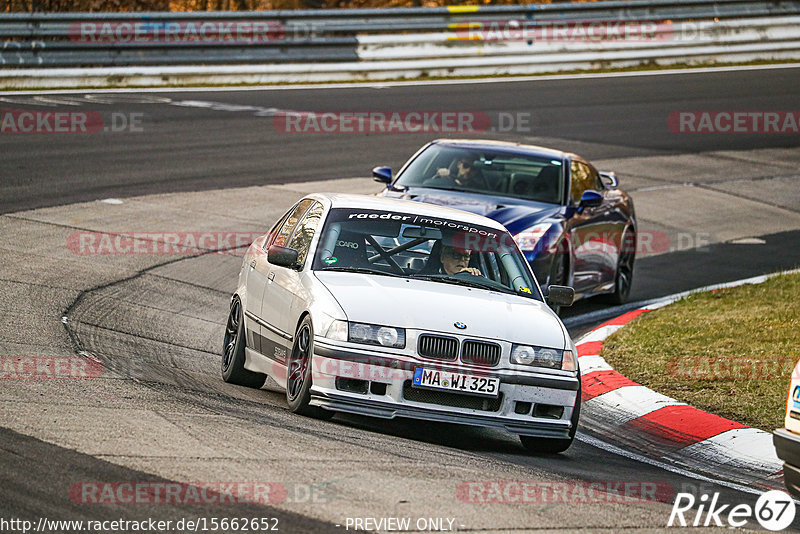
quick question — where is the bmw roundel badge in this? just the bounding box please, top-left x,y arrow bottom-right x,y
454,322 -> 467,330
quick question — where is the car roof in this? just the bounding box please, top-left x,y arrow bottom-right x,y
429,139 -> 571,160
307,193 -> 509,232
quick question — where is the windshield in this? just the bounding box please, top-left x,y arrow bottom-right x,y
312,208 -> 543,301
394,143 -> 565,205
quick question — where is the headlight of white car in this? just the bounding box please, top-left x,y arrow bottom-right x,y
326,320 -> 406,349
514,222 -> 553,252
511,344 -> 576,372
325,320 -> 348,341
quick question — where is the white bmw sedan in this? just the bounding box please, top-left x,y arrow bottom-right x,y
223,193 -> 580,453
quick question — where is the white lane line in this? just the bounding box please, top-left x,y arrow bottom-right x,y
2,63 -> 799,96
728,237 -> 767,245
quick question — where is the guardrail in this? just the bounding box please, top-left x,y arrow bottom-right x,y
1,0 -> 799,87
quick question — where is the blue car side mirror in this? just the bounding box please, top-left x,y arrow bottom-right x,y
372,166 -> 392,184
599,171 -> 619,189
578,190 -> 603,212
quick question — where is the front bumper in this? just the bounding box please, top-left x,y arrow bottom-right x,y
774,428 -> 800,498
310,339 -> 579,439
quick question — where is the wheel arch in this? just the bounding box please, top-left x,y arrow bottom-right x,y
295,310 -> 313,336
551,233 -> 573,287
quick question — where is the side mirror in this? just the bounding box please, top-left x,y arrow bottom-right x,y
546,285 -> 574,307
267,245 -> 300,270
372,166 -> 392,184
579,190 -> 603,210
599,171 -> 619,189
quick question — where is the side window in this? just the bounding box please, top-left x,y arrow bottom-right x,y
264,211 -> 291,250
272,199 -> 314,248
587,163 -> 603,190
287,202 -> 324,266
570,161 -> 594,204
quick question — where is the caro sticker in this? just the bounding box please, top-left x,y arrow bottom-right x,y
519,286 -> 531,294
323,256 -> 338,265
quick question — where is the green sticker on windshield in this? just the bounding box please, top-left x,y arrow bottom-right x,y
519,286 -> 531,294
323,256 -> 338,265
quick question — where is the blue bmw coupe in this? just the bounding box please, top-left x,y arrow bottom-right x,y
376,139 -> 637,305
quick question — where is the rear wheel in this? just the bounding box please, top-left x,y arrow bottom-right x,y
520,387 -> 581,454
286,316 -> 334,420
605,229 -> 635,305
221,297 -> 266,389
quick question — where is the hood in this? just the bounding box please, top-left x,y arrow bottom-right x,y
402,188 -> 563,234
314,271 -> 566,348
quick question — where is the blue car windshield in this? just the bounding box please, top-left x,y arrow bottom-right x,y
312,208 -> 543,302
394,144 -> 565,205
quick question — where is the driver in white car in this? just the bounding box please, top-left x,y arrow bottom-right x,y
438,245 -> 482,276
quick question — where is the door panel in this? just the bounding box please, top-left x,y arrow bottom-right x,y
255,199 -> 314,362
244,236 -> 270,354
260,200 -> 323,364
569,160 -> 616,292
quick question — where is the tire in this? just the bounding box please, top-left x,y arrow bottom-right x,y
547,252 -> 568,315
604,229 -> 635,305
286,316 -> 334,420
221,297 -> 267,389
520,386 -> 581,454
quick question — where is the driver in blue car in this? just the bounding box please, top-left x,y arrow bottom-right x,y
426,156 -> 488,190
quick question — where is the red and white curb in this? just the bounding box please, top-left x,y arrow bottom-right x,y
575,272 -> 796,490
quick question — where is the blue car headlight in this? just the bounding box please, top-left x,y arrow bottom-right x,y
514,222 -> 553,253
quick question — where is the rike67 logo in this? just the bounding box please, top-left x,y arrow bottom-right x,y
668,490 -> 796,531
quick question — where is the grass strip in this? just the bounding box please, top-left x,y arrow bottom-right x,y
601,272 -> 800,431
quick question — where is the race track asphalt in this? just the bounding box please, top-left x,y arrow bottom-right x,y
2,66 -> 800,532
